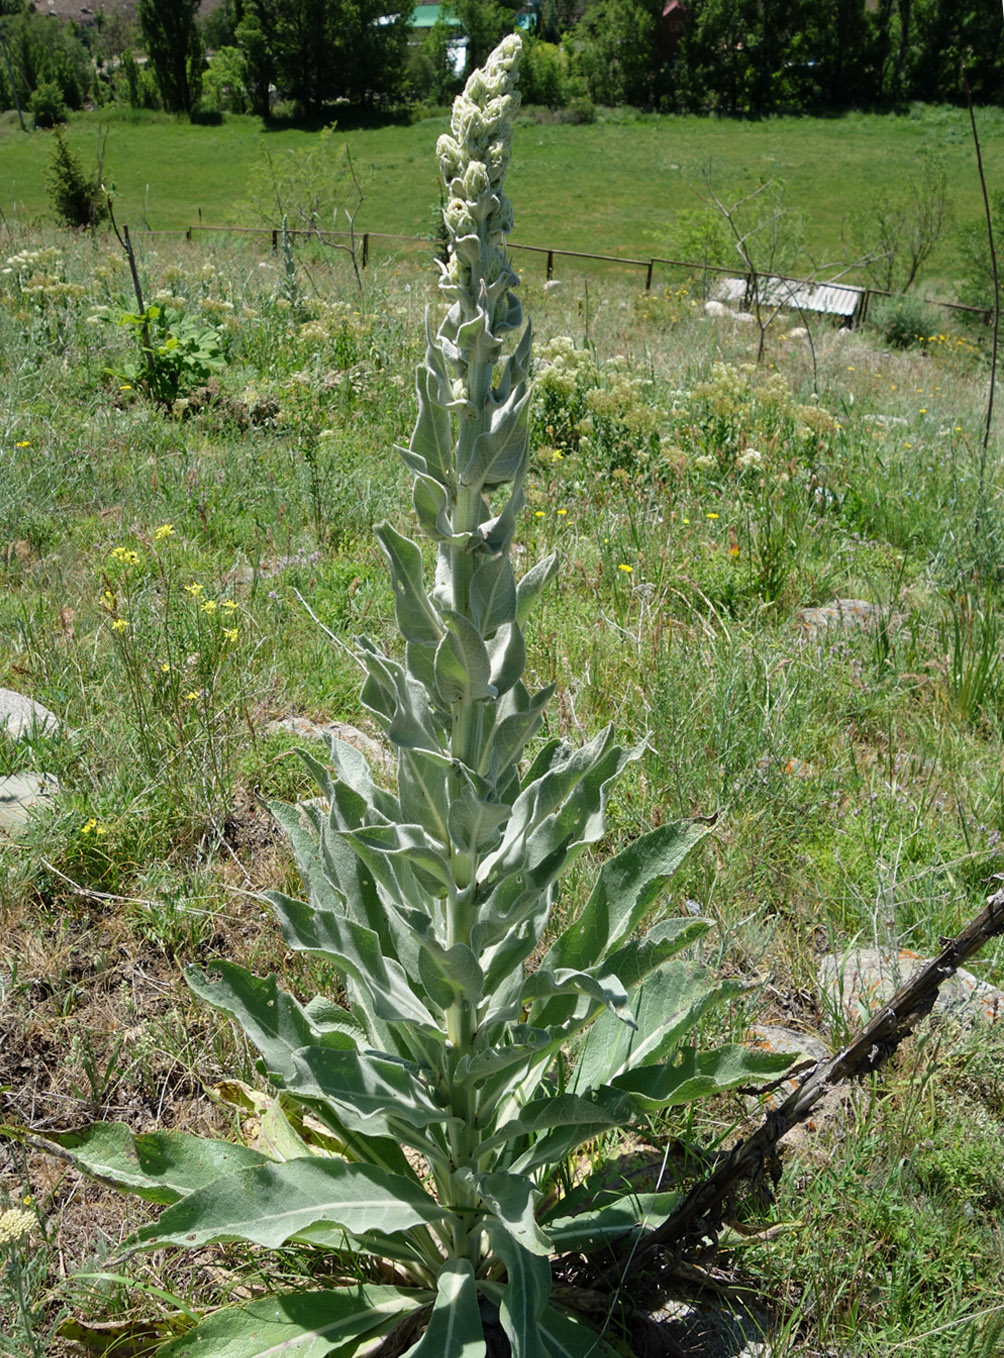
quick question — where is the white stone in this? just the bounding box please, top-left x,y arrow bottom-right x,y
819,947 -> 1004,1027
0,689 -> 60,740
266,716 -> 395,777
0,773 -> 60,836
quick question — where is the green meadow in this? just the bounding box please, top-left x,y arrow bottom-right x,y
3,102 -> 1004,290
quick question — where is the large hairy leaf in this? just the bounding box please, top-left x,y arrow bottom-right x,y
404,1261 -> 485,1358
288,1045 -> 458,1139
543,820 -> 714,973
610,1043 -> 797,1110
486,1229 -> 551,1358
154,1286 -> 425,1358
34,1123 -> 268,1205
185,962 -> 358,1087
376,523 -> 445,647
569,964 -> 747,1095
135,1158 -> 452,1250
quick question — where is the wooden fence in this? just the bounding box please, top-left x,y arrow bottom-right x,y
120,223 -> 995,327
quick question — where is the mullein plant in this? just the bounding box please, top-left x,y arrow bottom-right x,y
39,37 -> 793,1357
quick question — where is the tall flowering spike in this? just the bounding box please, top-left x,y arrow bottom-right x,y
436,34 -> 523,340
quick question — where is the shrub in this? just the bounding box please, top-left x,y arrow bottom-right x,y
45,129 -> 107,230
30,81 -> 67,129
870,294 -> 942,350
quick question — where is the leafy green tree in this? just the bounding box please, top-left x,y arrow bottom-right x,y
572,0 -> 664,106
448,0 -> 517,74
237,0 -> 412,114
234,8 -> 275,116
0,5 -> 93,114
137,0 -> 204,113
676,0 -> 755,114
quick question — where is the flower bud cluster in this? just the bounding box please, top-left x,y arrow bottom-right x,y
0,1208 -> 34,1247
435,34 -> 522,330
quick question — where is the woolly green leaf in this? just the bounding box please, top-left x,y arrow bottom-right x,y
610,1043 -> 797,1110
470,552 -> 517,637
454,1026 -> 552,1084
185,961 -> 358,1087
478,1174 -> 551,1255
487,621 -> 526,698
408,330 -> 455,486
491,969 -> 633,1029
598,917 -> 713,992
447,781 -> 511,857
481,1089 -> 635,1159
544,820 -> 713,974
289,1046 -> 458,1136
515,552 -> 559,628
36,1123 -> 268,1206
135,1158 -> 451,1251
570,965 -> 746,1094
404,1261 -> 485,1358
347,822 -> 455,894
543,1191 -> 681,1254
154,1286 -> 424,1358
487,1229 -> 551,1358
414,471 -> 468,544
266,891 -> 438,1032
397,743 -> 453,843
376,522 -> 445,647
460,386 -> 531,490
488,682 -> 554,782
435,611 -> 494,705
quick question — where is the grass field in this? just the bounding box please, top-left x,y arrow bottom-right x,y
2,175 -> 1004,1355
2,102 -> 1004,294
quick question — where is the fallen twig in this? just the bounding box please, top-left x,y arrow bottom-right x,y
624,884 -> 1004,1273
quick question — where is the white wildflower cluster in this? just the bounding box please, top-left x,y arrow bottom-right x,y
151,289 -> 188,310
0,1208 -> 34,1247
2,245 -> 63,279
2,245 -> 83,303
436,33 -> 522,336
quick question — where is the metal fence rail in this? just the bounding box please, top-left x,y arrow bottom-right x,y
120,223 -> 994,327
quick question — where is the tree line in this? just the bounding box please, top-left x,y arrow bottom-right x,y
0,0 -> 1001,125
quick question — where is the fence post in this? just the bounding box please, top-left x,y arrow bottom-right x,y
362,233 -> 369,269
546,250 -> 554,281
271,228 -> 278,254
186,226 -> 192,242
645,260 -> 654,292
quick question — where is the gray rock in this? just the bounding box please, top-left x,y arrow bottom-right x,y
0,688 -> 60,740
795,598 -> 885,640
266,716 -> 395,777
818,947 -> 1004,1028
0,772 -> 60,836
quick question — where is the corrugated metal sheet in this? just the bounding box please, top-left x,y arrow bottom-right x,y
714,275 -> 864,322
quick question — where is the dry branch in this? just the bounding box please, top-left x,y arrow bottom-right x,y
624,885 -> 1004,1274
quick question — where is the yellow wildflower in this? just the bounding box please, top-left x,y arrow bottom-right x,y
110,618 -> 129,632
154,523 -> 175,541
184,583 -> 204,597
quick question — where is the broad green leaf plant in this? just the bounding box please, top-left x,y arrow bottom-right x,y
46,37 -> 793,1357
